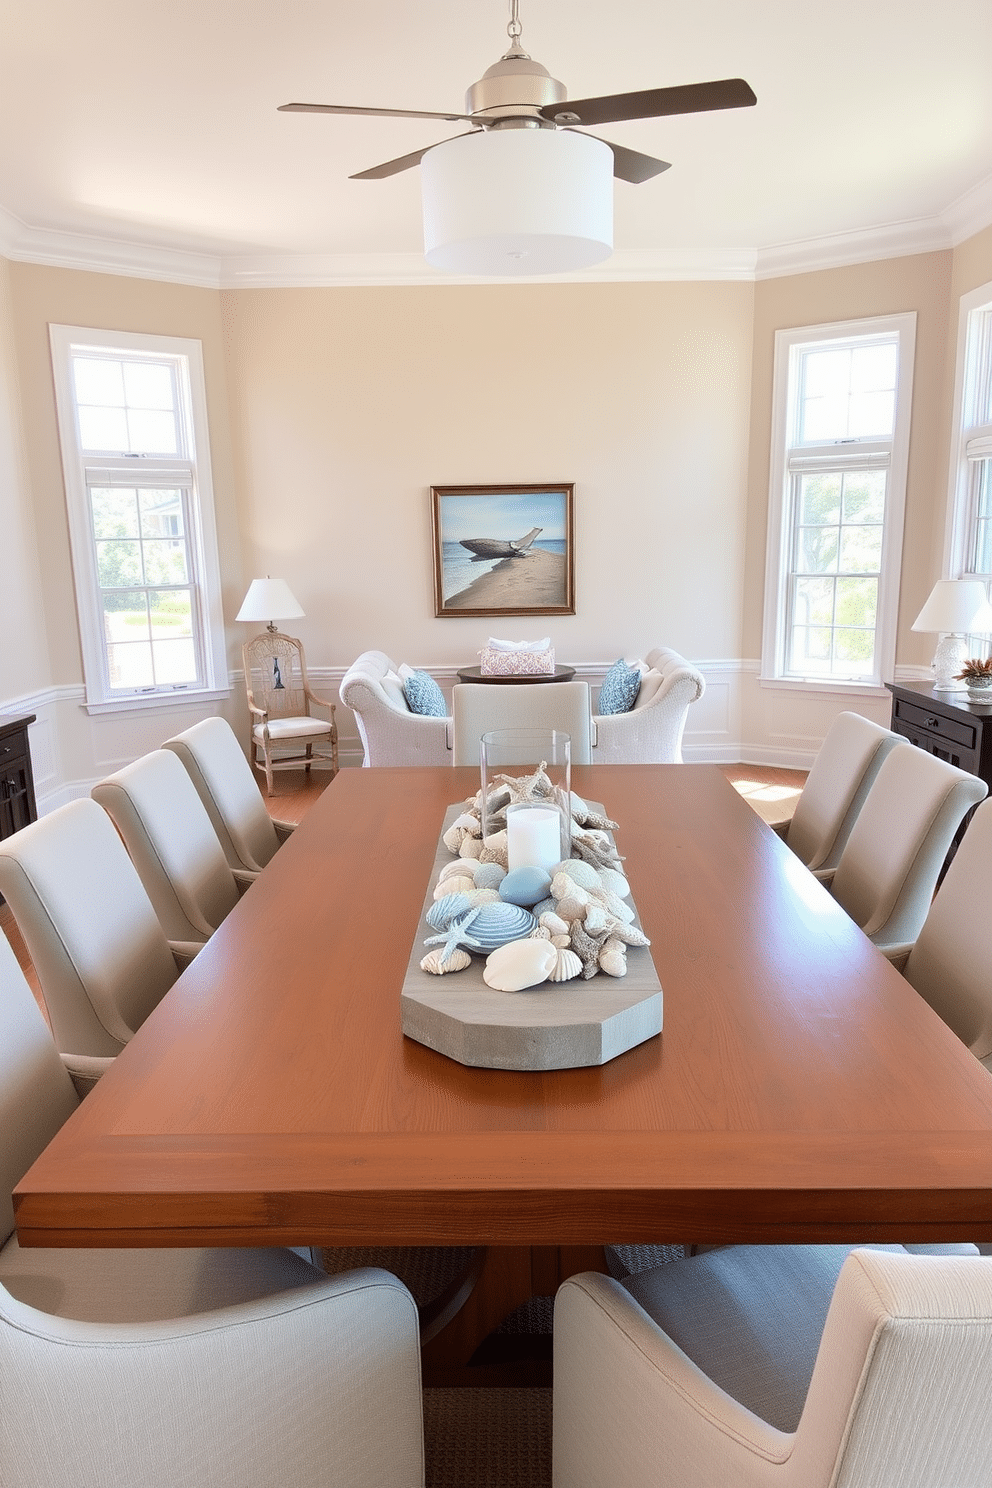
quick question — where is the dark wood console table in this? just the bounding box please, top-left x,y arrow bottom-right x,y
886,682 -> 992,790
0,713 -> 37,842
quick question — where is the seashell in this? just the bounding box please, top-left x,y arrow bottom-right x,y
426,893 -> 471,929
499,865 -> 552,907
459,836 -> 483,860
420,947 -> 472,975
464,887 -> 501,906
453,811 -> 482,834
478,831 -> 508,867
555,859 -> 601,891
434,874 -> 476,900
483,938 -> 558,992
551,933 -> 572,949
598,939 -> 627,978
473,861 -> 506,890
539,910 -> 570,937
598,867 -> 631,899
583,902 -> 610,936
548,946 -> 583,982
439,858 -> 477,884
531,896 -> 556,919
551,872 -> 589,905
555,894 -> 588,923
462,901 -> 536,951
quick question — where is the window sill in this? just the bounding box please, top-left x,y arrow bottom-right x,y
758,676 -> 891,698
81,687 -> 231,716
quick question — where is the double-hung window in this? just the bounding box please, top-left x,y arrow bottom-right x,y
50,326 -> 228,712
761,314 -> 916,689
945,282 -> 992,657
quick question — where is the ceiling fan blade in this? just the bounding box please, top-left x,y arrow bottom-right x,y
542,77 -> 757,128
571,133 -> 670,184
350,132 -> 482,181
279,101 -> 477,123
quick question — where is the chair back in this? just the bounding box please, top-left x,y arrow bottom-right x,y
0,799 -> 179,1057
163,717 -> 281,873
243,631 -> 316,723
452,680 -> 592,766
0,932 -> 79,1245
828,746 -> 988,950
787,712 -> 906,873
92,750 -> 240,943
795,1250 -> 992,1487
903,797 -> 992,1066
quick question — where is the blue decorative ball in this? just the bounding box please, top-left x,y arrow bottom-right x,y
499,866 -> 553,907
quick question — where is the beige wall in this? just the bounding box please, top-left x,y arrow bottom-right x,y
221,281 -> 755,668
4,225 -> 992,791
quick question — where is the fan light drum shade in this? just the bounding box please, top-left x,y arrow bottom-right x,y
422,128 -> 613,277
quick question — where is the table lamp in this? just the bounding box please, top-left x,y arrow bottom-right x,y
910,579 -> 992,691
235,577 -> 305,635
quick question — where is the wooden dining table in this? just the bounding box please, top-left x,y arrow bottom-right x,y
15,764 -> 992,1277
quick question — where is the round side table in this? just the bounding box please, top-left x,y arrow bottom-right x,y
455,665 -> 576,686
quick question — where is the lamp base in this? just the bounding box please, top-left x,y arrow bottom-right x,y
931,633 -> 969,691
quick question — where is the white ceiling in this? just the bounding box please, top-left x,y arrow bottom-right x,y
2,0 -> 992,286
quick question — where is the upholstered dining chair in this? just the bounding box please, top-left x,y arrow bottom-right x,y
553,1245 -> 990,1488
92,748 -> 251,944
897,796 -> 992,1070
0,797 -> 196,1063
781,710 -> 907,876
822,744 -> 988,954
0,932 -> 425,1488
162,715 -> 294,876
243,630 -> 338,795
452,679 -> 593,766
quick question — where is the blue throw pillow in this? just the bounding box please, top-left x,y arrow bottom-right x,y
403,669 -> 447,717
598,658 -> 641,715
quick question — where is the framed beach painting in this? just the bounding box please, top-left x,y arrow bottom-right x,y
431,484 -> 575,618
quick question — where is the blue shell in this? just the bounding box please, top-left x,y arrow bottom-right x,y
459,902 -> 536,951
426,892 -> 472,930
499,865 -> 553,907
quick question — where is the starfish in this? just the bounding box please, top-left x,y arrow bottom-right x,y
423,907 -> 485,967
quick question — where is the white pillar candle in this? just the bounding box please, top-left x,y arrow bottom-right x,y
507,805 -> 561,874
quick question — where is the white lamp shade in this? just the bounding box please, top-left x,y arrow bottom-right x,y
235,578 -> 305,624
911,579 -> 992,634
421,128 -> 613,277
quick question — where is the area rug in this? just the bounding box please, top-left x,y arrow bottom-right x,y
424,1387 -> 552,1488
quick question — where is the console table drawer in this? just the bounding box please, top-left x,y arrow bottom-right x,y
892,696 -> 978,751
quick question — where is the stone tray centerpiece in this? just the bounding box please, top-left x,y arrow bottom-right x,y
400,779 -> 663,1071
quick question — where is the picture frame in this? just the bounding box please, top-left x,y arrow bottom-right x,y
431,483 -> 575,618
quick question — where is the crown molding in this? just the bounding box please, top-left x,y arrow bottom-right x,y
1,193 -> 991,290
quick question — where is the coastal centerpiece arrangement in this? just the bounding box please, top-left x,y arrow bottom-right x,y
400,748 -> 663,1070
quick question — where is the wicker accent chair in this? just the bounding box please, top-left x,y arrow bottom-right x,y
243,631 -> 338,794
0,932 -> 424,1488
339,650 -> 452,767
591,647 -> 705,764
553,1245 -> 989,1488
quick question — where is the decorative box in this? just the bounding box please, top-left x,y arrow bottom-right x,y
480,639 -> 555,676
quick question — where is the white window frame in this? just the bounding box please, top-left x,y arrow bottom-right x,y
943,280 -> 992,656
50,325 -> 229,714
760,313 -> 916,693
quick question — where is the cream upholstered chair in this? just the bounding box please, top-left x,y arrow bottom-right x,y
243,631 -> 338,795
782,711 -> 907,875
339,650 -> 452,766
553,1244 -> 989,1488
591,647 -> 705,764
898,797 -> 992,1070
452,679 -> 593,766
0,933 -> 424,1488
823,744 -> 988,954
163,716 -> 294,876
0,798 -> 196,1064
92,749 -> 251,945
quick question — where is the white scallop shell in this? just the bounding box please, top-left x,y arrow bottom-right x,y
548,947 -> 583,982
482,938 -> 558,992
420,947 -> 472,975
439,858 -> 477,884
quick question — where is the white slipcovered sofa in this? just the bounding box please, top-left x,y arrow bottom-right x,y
340,650 -> 452,766
591,647 -> 705,764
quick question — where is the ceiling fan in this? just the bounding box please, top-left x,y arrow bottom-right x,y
278,0 -> 757,187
